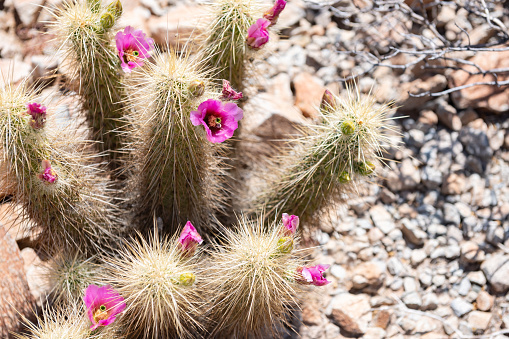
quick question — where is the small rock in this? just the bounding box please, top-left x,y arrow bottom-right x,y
422,166 -> 443,189
467,311 -> 492,332
442,173 -> 466,195
461,241 -> 485,263
481,253 -> 509,293
402,292 -> 422,309
456,278 -> 471,296
323,323 -> 340,338
421,293 -> 439,311
432,274 -> 446,287
476,290 -> 494,311
467,271 -> 487,286
400,218 -> 426,246
293,72 -> 326,118
330,264 -> 347,280
411,249 -> 427,267
387,257 -> 405,276
398,75 -> 447,111
327,293 -> 370,335
302,302 -> 322,326
367,227 -> 384,244
370,205 -> 395,234
372,310 -> 391,329
451,297 -> 473,317
399,159 -> 421,190
330,309 -> 364,336
436,102 -> 461,131
403,277 -> 418,293
363,327 -> 387,339
459,127 -> 493,160
443,203 -> 461,226
13,0 -> 45,26
352,262 -> 385,291
398,316 -> 416,333
419,110 -> 438,125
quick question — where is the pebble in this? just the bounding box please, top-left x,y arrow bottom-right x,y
450,298 -> 473,317
476,290 -> 494,311
387,257 -> 405,276
481,253 -> 509,293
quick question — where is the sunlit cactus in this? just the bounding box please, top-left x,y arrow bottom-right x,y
206,214 -> 311,337
50,0 -> 128,172
0,82 -> 119,255
256,85 -> 400,225
125,49 -> 228,233
101,226 -> 204,338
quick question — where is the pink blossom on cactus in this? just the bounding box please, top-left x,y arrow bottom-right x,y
84,284 -> 126,331
115,26 -> 154,73
282,213 -> 299,235
246,18 -> 270,49
221,80 -> 243,101
26,102 -> 47,129
178,221 -> 203,255
38,160 -> 58,184
263,0 -> 286,26
190,99 -> 243,143
296,265 -> 331,286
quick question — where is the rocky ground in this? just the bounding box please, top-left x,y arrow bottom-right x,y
1,0 -> 509,338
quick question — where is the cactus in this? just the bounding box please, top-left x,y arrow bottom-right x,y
206,214 -> 306,337
255,85 -> 400,224
0,82 -> 119,255
45,251 -> 101,305
50,0 -> 127,172
126,49 -> 228,233
102,230 -> 204,338
200,0 -> 265,91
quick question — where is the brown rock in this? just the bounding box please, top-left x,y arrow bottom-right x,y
302,301 -> 322,326
441,173 -> 466,195
372,310 -> 391,329
398,75 -> 447,111
476,290 -> 494,311
352,262 -> 385,292
436,103 -> 461,131
293,72 -> 326,118
449,50 -> 509,114
461,241 -> 485,263
467,311 -> 492,332
330,309 -> 364,336
0,225 -> 36,337
367,227 -> 384,244
418,110 -> 438,125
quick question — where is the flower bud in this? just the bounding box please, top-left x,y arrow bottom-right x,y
354,161 -> 375,176
281,213 -> 299,236
189,80 -> 205,97
277,237 -> 294,254
107,0 -> 123,18
338,170 -> 351,183
340,120 -> 355,135
178,221 -> 203,256
38,160 -> 58,184
320,89 -> 336,114
178,273 -> 196,286
100,12 -> 115,30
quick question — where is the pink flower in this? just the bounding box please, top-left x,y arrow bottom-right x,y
190,99 -> 243,143
246,18 -> 270,49
37,160 -> 57,184
26,102 -> 47,129
178,221 -> 203,256
263,0 -> 286,26
282,213 -> 299,236
221,80 -> 243,101
84,284 -> 126,331
296,265 -> 331,286
115,26 -> 154,73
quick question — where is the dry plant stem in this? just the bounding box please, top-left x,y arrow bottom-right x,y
201,0 -> 261,91
0,83 -> 119,255
51,0 -> 127,173
127,50 -> 227,233
256,86 -> 399,225
207,215 -> 305,338
102,232 -> 204,339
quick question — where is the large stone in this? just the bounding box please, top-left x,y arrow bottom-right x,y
398,75 -> 447,111
449,50 -> 509,113
0,225 -> 36,336
481,253 -> 509,293
293,72 -> 326,118
328,293 -> 371,335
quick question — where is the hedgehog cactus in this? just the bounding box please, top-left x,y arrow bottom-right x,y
206,214 -> 320,337
256,85 -> 400,225
0,82 -> 119,254
50,0 -> 129,173
102,227 -> 204,338
126,49 -> 230,233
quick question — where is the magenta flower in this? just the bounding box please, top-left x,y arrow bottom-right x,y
115,26 -> 154,73
26,102 -> 47,129
282,213 -> 299,236
178,221 -> 203,256
263,0 -> 286,26
190,99 -> 243,143
296,265 -> 331,286
37,160 -> 58,184
84,284 -> 126,331
246,18 -> 270,49
221,80 -> 243,101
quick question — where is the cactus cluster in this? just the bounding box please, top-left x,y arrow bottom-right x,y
3,0 -> 401,337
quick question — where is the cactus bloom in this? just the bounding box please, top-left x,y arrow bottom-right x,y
263,0 -> 286,26
38,160 -> 58,184
178,221 -> 203,255
221,80 -> 243,100
246,18 -> 270,49
115,26 -> 154,73
282,213 -> 299,236
84,284 -> 126,331
26,102 -> 47,129
190,99 -> 243,143
296,265 -> 331,286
